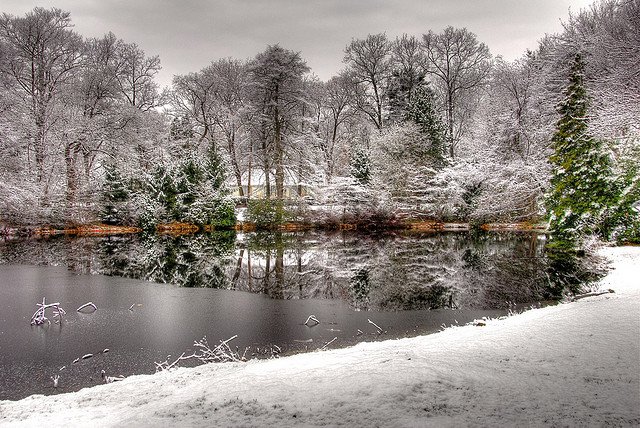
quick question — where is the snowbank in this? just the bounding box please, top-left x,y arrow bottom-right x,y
1,246 -> 639,427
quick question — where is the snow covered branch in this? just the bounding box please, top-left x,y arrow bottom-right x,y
155,335 -> 245,373
367,318 -> 384,334
30,298 -> 66,325
304,315 -> 320,326
76,302 -> 97,313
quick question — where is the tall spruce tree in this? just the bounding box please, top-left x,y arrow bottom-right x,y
101,163 -> 131,225
404,84 -> 447,168
546,54 -> 616,247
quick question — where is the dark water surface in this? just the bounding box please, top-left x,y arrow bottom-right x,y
0,230 -> 555,400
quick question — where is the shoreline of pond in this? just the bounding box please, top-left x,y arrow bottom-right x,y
0,220 -> 548,239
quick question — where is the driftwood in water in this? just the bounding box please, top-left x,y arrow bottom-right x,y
367,318 -> 384,334
77,302 -> 97,313
304,315 -> 320,326
155,335 -> 243,372
320,337 -> 338,351
31,298 -> 66,325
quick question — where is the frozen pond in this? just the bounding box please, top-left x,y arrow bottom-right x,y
0,230 -> 561,400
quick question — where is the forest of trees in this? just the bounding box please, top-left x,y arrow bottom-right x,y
0,0 -> 638,245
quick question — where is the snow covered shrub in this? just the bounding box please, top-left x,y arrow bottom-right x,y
370,124 -> 438,218
246,199 -> 294,227
309,176 -> 393,226
349,146 -> 371,185
129,148 -> 236,228
100,163 -> 134,225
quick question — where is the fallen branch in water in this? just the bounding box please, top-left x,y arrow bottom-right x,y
77,302 -> 97,313
193,335 -> 243,363
31,298 -> 66,325
320,337 -> 338,351
304,315 -> 320,326
155,352 -> 195,372
101,370 -> 125,383
155,335 -> 244,372
367,318 -> 384,334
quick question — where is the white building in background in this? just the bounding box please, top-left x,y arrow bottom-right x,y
230,169 -> 308,199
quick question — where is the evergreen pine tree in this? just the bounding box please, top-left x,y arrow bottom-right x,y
405,84 -> 447,168
100,163 -> 131,225
350,146 -> 372,185
387,69 -> 418,124
546,54 -> 616,246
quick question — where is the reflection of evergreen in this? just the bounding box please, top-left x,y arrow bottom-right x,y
462,249 -> 487,270
349,268 -> 371,309
97,231 -> 236,288
380,283 -> 451,311
545,247 -> 603,297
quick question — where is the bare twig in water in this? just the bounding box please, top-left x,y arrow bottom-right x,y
155,335 -> 244,372
31,298 -> 66,325
304,315 -> 320,326
356,329 -> 364,336
320,337 -> 338,351
367,318 -> 383,334
77,302 -> 97,313
155,352 -> 193,372
101,370 -> 125,383
51,374 -> 59,388
193,335 -> 242,363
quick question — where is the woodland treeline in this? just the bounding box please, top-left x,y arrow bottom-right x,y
0,1 -> 638,243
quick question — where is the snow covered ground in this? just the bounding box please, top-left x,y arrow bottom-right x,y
1,246 -> 639,427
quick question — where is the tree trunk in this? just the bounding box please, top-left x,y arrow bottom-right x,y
447,91 -> 455,159
274,107 -> 285,200
274,234 -> 284,299
65,140 -> 82,218
231,249 -> 244,289
34,108 -> 47,183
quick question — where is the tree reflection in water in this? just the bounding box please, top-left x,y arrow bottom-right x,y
0,230 -> 600,311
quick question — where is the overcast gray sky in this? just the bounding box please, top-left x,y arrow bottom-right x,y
2,0 -> 594,87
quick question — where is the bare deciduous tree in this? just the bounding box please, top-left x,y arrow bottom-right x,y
0,7 -> 85,183
422,26 -> 492,158
343,33 -> 392,130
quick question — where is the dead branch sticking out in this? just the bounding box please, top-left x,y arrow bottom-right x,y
155,352 -> 194,372
101,370 -> 125,383
367,318 -> 384,334
31,298 -> 66,325
155,335 -> 243,372
320,337 -> 338,351
193,335 -> 242,363
77,302 -> 97,313
304,315 -> 320,326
